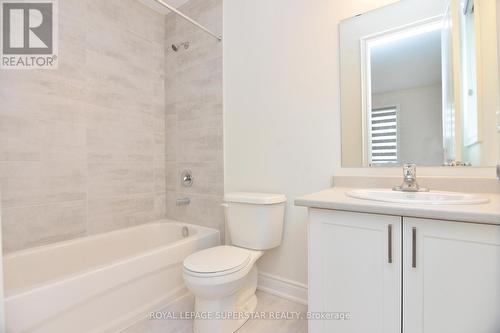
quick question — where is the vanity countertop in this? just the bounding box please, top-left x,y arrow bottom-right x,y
295,187 -> 500,225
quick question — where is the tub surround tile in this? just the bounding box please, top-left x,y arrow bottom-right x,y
165,191 -> 224,232
86,104 -> 157,163
176,162 -> 223,195
0,93 -> 87,163
0,162 -> 45,208
0,0 -> 166,253
40,119 -> 87,161
165,162 -> 178,191
0,161 -> 87,208
164,120 -> 178,162
153,131 -> 166,162
154,192 -> 167,220
1,0 -> 223,252
87,162 -> 156,198
0,71 -> 86,102
0,112 -> 42,161
87,194 -> 157,234
2,201 -> 87,253
41,161 -> 87,203
163,0 -> 224,234
154,161 -> 167,193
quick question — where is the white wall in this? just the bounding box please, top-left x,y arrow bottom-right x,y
224,0 -> 497,292
224,0 -> 399,286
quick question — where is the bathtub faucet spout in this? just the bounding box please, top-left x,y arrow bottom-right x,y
176,197 -> 191,206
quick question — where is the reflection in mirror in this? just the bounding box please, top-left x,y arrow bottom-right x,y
367,19 -> 444,166
340,0 -> 500,167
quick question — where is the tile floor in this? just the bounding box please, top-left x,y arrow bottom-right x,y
122,291 -> 308,333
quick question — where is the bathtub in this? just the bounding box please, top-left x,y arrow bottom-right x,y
3,220 -> 219,333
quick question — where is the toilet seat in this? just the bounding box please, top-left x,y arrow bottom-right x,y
183,246 -> 251,277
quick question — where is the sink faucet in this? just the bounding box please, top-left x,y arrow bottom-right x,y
393,164 -> 429,192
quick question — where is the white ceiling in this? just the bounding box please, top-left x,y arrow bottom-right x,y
371,29 -> 442,94
137,0 -> 190,14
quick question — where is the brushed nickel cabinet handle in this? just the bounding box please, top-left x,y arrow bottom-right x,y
412,227 -> 417,268
388,224 -> 393,263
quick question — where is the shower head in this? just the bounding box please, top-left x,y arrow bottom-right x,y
171,42 -> 189,52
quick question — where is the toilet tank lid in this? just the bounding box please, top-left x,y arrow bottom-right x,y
224,192 -> 287,204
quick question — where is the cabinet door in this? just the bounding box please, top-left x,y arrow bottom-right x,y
403,218 -> 500,333
309,209 -> 401,333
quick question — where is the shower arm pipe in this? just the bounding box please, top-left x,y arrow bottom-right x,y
152,0 -> 222,41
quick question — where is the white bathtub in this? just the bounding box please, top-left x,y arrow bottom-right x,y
3,220 -> 219,333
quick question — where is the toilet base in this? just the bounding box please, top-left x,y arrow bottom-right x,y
192,266 -> 258,333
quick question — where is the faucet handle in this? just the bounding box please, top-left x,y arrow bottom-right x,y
393,164 -> 429,192
403,163 -> 417,179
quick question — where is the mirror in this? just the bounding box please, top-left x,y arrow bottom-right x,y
340,0 -> 500,167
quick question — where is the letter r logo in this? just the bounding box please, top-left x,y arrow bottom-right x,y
2,2 -> 53,54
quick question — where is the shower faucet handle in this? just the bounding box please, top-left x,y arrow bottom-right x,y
181,170 -> 193,187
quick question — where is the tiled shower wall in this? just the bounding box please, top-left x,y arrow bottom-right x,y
164,0 -> 224,234
0,0 -> 166,252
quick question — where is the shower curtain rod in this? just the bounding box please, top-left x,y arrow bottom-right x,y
152,0 -> 222,41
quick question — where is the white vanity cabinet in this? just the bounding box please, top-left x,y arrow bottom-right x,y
308,209 -> 402,333
403,217 -> 500,333
308,209 -> 500,333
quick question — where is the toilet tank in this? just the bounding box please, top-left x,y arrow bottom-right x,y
224,192 -> 286,250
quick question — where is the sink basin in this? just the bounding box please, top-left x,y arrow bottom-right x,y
346,189 -> 489,205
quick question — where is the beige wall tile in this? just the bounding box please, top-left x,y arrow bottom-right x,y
166,191 -> 224,231
87,194 -> 156,234
164,0 -> 223,232
0,110 -> 41,162
86,104 -> 156,162
1,0 -> 223,253
87,162 -> 155,198
154,161 -> 167,192
175,162 -> 223,195
154,192 -> 167,220
165,162 -> 178,190
41,160 -> 87,203
0,162 -> 45,208
1,1 -> 166,253
2,201 -> 87,252
0,161 -> 86,208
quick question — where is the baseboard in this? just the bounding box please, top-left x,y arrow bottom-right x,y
257,272 -> 308,305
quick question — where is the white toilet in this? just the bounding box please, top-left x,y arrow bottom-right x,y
182,192 -> 287,333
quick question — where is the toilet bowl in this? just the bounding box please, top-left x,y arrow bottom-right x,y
182,192 -> 286,333
183,246 -> 263,333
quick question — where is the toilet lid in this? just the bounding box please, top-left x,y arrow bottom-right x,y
183,246 -> 251,274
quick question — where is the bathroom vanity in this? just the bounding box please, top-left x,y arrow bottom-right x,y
296,187 -> 500,333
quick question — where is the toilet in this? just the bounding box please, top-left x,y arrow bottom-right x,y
182,192 -> 287,333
